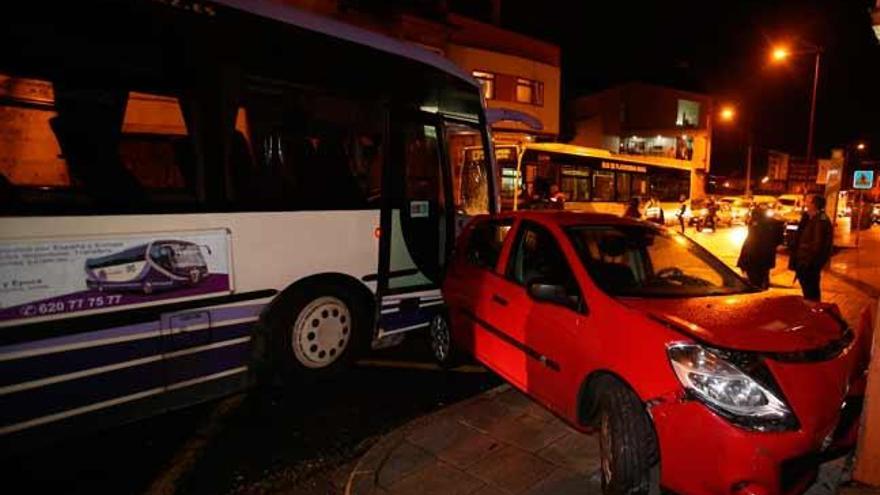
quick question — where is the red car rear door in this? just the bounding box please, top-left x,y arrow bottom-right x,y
444,218 -> 515,369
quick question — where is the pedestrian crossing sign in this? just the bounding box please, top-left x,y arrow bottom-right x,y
853,170 -> 874,190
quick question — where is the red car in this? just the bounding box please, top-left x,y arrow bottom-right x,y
432,211 -> 871,495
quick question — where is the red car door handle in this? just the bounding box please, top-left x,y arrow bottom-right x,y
492,294 -> 508,306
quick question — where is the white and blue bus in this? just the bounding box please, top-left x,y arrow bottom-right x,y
0,0 -> 495,448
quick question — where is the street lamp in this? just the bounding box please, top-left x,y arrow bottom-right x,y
771,46 -> 790,62
715,103 -> 757,196
857,142 -> 867,152
769,41 -> 823,175
720,106 -> 736,122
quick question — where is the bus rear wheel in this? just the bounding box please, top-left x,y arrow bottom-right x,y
269,282 -> 367,382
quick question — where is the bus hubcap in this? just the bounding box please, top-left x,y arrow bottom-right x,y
430,315 -> 450,362
292,297 -> 350,368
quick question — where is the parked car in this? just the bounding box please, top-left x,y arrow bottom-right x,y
776,194 -> 805,218
436,211 -> 870,495
718,196 -> 751,224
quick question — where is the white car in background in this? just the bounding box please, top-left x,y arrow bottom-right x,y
718,196 -> 751,224
776,194 -> 805,219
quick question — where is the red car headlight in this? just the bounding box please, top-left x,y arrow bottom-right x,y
667,343 -> 797,431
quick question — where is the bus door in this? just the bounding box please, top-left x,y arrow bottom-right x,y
376,112 -> 452,341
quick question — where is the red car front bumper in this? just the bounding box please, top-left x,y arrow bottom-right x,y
650,393 -> 863,495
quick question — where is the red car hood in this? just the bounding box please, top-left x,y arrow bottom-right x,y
622,292 -> 846,353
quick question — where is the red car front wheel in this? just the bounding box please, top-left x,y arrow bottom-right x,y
596,377 -> 661,495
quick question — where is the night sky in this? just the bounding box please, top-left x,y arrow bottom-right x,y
490,0 -> 880,177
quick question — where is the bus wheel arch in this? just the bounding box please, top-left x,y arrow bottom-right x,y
261,273 -> 375,382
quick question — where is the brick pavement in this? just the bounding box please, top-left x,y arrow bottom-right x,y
332,224 -> 880,495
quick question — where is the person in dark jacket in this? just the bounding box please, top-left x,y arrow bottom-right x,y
623,197 -> 641,219
676,194 -> 687,233
789,194 -> 833,301
737,204 -> 782,289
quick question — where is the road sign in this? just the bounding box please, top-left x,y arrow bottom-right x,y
854,170 -> 875,190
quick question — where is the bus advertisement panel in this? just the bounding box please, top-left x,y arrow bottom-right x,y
0,230 -> 232,326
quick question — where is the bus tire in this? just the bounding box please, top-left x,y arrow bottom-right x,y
269,280 -> 368,382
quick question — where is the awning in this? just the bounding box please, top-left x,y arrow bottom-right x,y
485,108 -> 543,130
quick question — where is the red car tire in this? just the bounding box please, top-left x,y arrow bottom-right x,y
596,377 -> 661,495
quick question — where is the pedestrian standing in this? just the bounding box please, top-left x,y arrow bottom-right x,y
623,197 -> 641,219
736,204 -> 782,289
676,194 -> 687,234
789,194 -> 833,302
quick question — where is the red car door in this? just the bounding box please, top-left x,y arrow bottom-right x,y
444,218 -> 515,375
488,220 -> 587,409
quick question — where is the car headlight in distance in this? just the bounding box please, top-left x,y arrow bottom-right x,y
667,343 -> 797,431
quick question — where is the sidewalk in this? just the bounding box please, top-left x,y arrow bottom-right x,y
332,225 -> 880,495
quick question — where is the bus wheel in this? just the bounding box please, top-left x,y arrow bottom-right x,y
270,284 -> 367,381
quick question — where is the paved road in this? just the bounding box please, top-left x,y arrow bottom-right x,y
4,338 -> 499,495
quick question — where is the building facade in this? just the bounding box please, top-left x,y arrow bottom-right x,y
273,0 -> 561,145
570,82 -> 713,198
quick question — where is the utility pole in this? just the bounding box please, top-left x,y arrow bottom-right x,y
745,141 -> 753,197
805,50 -> 821,171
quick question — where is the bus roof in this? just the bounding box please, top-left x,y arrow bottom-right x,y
522,142 -> 614,158
213,0 -> 478,88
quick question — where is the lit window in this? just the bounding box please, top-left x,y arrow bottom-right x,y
515,78 -> 543,106
676,99 -> 701,127
472,71 -> 495,100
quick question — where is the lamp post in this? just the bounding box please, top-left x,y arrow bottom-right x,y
770,43 -> 823,172
715,104 -> 755,196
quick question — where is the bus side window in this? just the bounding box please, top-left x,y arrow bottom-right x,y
0,73 -> 199,213
234,79 -> 384,212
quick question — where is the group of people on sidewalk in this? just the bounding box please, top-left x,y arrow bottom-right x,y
736,194 -> 834,301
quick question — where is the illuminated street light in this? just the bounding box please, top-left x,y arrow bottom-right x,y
761,176 -> 770,184
720,106 -> 735,122
771,46 -> 790,62
768,41 -> 823,178
857,142 -> 867,151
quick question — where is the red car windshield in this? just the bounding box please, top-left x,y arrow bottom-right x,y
567,225 -> 752,298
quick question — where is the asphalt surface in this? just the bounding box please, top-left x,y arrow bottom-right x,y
5,336 -> 500,495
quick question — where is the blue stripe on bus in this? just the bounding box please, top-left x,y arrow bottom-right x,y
0,340 -> 250,428
0,323 -> 253,388
0,360 -> 166,427
0,320 -> 160,357
162,342 -> 250,384
379,304 -> 440,330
